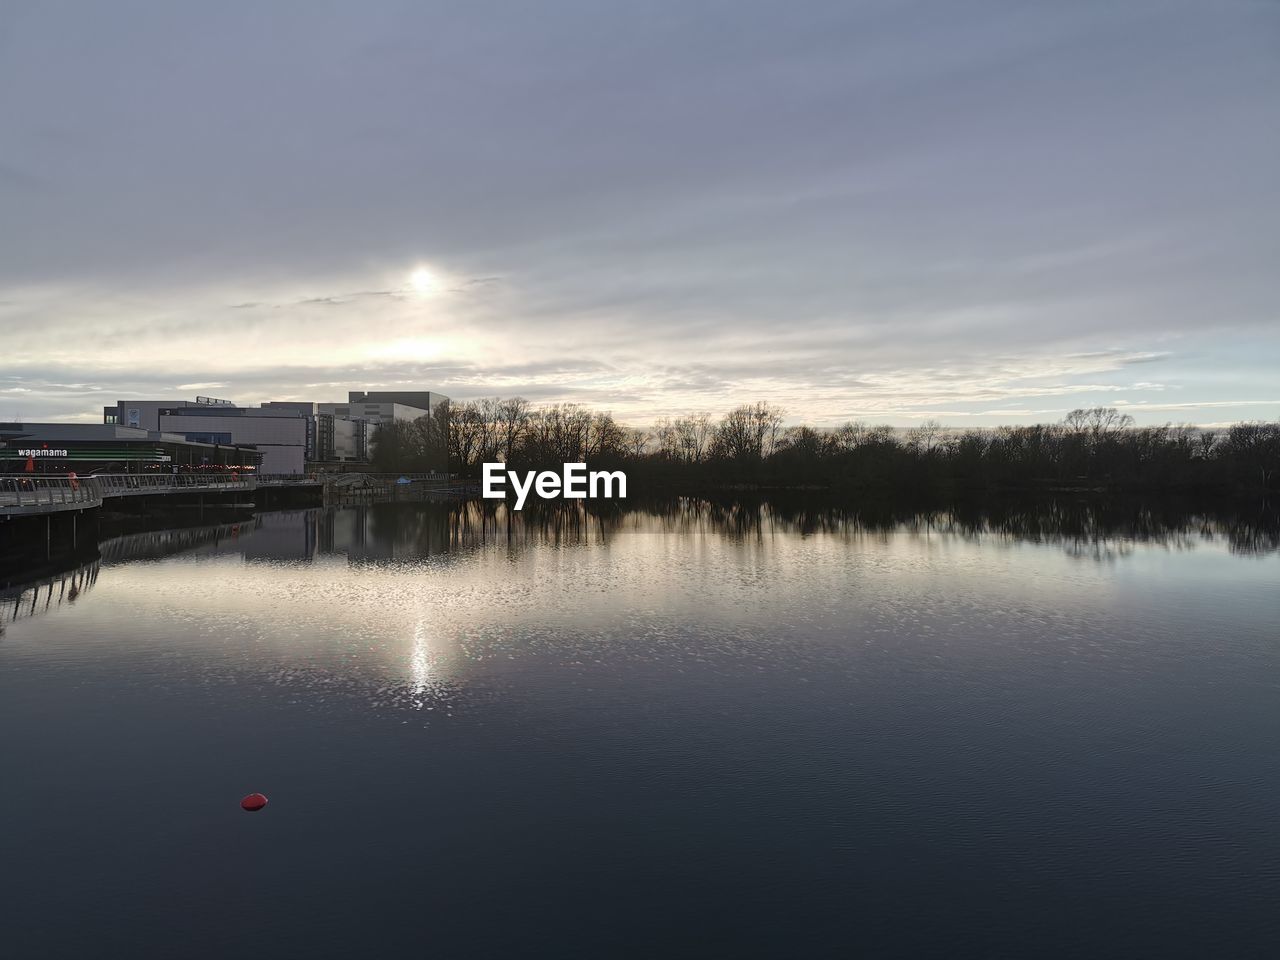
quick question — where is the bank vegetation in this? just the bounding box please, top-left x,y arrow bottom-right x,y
369,399 -> 1280,494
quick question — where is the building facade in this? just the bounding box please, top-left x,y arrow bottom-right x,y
261,402 -> 369,464
100,388 -> 448,473
347,390 -> 448,412
0,423 -> 263,473
156,406 -> 309,475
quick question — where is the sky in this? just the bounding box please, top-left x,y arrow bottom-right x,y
1,0 -> 1277,427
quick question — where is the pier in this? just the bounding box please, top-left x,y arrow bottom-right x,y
1,473 -> 320,575
1,472 -> 474,578
0,473 -> 320,518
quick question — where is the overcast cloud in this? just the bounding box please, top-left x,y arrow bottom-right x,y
1,0 -> 1277,425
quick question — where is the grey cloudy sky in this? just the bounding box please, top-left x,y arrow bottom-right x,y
1,0 -> 1277,426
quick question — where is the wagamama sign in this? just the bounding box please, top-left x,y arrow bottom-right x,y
482,462 -> 626,510
18,448 -> 69,457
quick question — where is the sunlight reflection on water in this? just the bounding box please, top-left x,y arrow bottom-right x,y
3,500 -> 1276,723
2,500 -> 1279,958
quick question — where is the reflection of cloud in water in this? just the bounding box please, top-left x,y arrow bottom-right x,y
3,497 -> 1276,721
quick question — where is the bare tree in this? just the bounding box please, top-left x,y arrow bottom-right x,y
449,402 -> 487,473
832,421 -> 867,451
1063,407 -> 1134,437
497,397 -> 530,461
625,427 -> 650,458
905,419 -> 944,454
675,413 -> 713,462
712,403 -> 786,462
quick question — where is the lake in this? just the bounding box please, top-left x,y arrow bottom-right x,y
2,499 -> 1278,958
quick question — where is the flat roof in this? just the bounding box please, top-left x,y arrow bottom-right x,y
0,422 -> 259,450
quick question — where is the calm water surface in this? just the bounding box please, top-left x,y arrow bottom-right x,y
2,501 -> 1278,958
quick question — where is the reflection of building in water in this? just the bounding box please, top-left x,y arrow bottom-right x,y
1,562 -> 100,632
239,511 -> 318,562
96,508 -> 444,565
95,513 -> 319,565
327,504 -> 453,562
98,522 -> 255,563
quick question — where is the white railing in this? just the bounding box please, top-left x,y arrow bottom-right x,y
1,472 -> 457,512
0,475 -> 102,510
255,474 -> 324,486
91,473 -> 255,496
0,473 -> 268,507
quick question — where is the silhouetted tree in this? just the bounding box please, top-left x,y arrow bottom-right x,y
427,398 -> 1276,494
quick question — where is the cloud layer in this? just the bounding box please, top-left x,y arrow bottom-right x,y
1,1 -> 1277,425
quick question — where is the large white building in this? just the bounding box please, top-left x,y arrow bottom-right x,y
317,396 -> 445,461
104,398 -> 307,474
156,405 -> 309,475
102,389 -> 448,473
108,399 -> 205,431
347,390 -> 447,413
317,401 -> 432,431
261,402 -> 369,463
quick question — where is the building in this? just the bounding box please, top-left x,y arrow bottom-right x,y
104,398 -> 311,474
331,417 -> 368,462
316,400 -> 436,462
336,392 -> 448,464
101,388 -> 449,472
318,400 -> 432,431
262,402 -> 368,464
105,398 -> 219,431
156,406 -> 308,475
347,390 -> 448,412
0,422 -> 263,474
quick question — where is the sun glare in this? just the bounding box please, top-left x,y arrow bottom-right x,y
408,267 -> 438,296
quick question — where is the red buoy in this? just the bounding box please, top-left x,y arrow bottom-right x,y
240,793 -> 269,812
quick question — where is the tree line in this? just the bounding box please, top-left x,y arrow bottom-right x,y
370,399 -> 1280,493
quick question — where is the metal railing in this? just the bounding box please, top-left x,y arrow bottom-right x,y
255,474 -> 324,487
0,475 -> 103,510
91,473 -> 255,497
1,472 -> 459,513
1,473 -> 267,509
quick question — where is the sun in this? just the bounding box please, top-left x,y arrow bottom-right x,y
408,266 -> 438,296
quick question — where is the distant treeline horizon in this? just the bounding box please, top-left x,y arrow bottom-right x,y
370,399 -> 1280,493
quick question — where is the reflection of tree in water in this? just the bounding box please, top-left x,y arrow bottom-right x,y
87,496 -> 1280,567
4,498 -> 1273,619
443,499 -> 624,552
951,497 -> 1279,557
430,495 -> 1279,559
